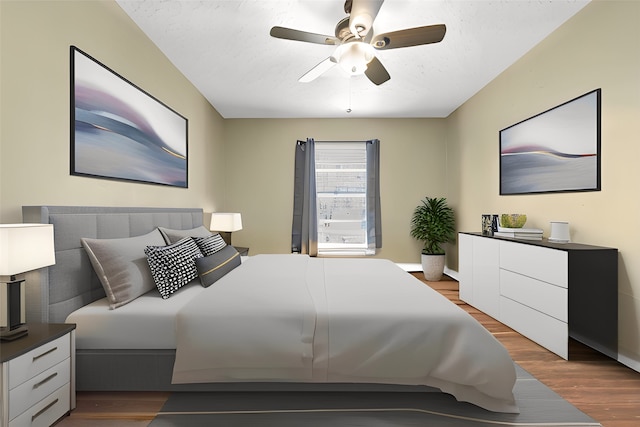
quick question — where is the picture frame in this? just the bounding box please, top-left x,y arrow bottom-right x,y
70,46 -> 188,188
499,89 -> 601,195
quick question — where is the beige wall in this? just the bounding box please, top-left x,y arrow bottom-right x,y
447,0 -> 640,371
0,0 -> 226,223
223,118 -> 448,262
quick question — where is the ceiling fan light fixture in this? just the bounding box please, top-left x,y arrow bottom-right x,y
349,13 -> 373,37
348,0 -> 383,38
332,42 -> 375,76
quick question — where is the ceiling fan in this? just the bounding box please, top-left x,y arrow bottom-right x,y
270,0 -> 446,86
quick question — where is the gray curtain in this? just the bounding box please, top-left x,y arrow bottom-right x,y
366,139 -> 382,249
292,138 -> 381,255
291,138 -> 318,255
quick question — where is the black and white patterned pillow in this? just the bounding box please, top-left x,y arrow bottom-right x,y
194,233 -> 227,256
145,237 -> 204,299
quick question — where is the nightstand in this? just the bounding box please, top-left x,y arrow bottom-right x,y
234,246 -> 249,256
0,323 -> 76,426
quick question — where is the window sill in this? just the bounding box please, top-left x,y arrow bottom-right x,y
317,249 -> 375,257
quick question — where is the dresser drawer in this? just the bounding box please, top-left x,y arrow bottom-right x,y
501,296 -> 568,359
8,333 -> 70,389
499,241 -> 568,288
9,359 -> 70,420
9,382 -> 70,427
500,269 -> 568,322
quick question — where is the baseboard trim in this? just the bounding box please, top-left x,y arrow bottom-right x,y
396,263 -> 421,272
444,267 -> 458,281
396,263 -> 459,281
617,351 -> 640,373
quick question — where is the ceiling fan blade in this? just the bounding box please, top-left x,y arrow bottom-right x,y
364,56 -> 390,86
270,26 -> 338,45
371,24 -> 446,50
299,57 -> 337,83
348,0 -> 384,38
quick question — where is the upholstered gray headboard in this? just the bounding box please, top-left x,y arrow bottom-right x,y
22,206 -> 203,324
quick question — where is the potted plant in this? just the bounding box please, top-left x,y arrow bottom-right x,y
410,197 -> 456,281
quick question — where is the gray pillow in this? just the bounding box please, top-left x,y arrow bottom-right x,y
158,225 -> 211,244
81,229 -> 166,309
195,245 -> 241,288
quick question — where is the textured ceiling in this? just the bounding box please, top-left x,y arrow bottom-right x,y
116,0 -> 589,119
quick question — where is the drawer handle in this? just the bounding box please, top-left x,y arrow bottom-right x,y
33,346 -> 58,361
33,372 -> 57,389
32,398 -> 59,422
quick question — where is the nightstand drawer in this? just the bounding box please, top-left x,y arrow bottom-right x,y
9,383 -> 70,427
9,359 -> 70,420
8,333 -> 70,389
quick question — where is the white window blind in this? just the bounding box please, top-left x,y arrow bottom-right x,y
315,142 -> 371,255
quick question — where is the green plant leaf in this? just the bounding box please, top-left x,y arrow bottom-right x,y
410,197 -> 455,255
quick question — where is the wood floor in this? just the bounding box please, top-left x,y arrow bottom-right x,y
56,273 -> 640,427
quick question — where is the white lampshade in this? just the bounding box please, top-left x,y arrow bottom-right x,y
0,224 -> 55,276
209,213 -> 243,232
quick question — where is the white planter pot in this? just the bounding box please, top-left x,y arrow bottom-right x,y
421,253 -> 445,281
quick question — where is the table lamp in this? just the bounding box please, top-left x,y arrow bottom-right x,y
209,213 -> 242,245
0,224 -> 55,340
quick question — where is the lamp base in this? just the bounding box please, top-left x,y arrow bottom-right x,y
0,324 -> 28,341
220,231 -> 232,246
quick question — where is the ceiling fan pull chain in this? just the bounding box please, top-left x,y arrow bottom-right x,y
347,78 -> 353,113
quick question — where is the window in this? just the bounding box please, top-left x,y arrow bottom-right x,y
316,142 -> 369,254
292,139 -> 381,256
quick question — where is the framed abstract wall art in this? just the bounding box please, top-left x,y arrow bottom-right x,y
499,89 -> 601,195
70,46 -> 188,187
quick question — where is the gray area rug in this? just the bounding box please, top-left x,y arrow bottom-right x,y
149,365 -> 601,426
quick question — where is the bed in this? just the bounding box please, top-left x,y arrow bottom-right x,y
23,205 -> 518,413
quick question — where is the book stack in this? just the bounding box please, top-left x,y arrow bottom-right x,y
494,227 -> 543,241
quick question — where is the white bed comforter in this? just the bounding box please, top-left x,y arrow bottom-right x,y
172,254 -> 518,413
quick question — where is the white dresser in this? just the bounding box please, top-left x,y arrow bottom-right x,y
459,232 -> 617,360
0,324 -> 76,427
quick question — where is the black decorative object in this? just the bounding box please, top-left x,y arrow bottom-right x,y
481,215 -> 493,235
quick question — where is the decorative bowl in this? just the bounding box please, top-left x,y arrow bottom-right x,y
500,214 -> 527,228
